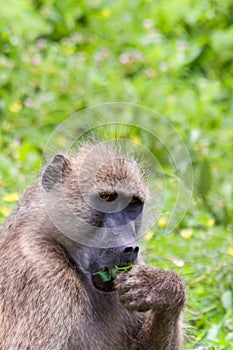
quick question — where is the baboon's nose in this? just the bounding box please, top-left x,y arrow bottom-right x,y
122,245 -> 139,264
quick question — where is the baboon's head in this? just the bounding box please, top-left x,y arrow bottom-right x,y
42,142 -> 147,292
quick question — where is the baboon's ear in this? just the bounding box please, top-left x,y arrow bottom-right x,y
42,154 -> 72,192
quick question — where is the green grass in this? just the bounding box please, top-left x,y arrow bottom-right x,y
0,1 -> 233,348
142,226 -> 233,348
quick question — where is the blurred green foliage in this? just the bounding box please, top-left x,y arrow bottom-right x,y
0,0 -> 233,348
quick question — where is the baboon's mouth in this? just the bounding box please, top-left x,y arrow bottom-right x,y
91,273 -> 115,293
92,264 -> 133,293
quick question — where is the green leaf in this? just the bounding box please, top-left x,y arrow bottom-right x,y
197,158 -> 212,199
95,269 -> 111,282
221,290 -> 232,312
93,264 -> 133,282
206,323 -> 222,341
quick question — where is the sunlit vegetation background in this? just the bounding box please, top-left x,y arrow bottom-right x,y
0,1 -> 233,348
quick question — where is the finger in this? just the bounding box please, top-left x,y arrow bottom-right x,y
115,279 -> 138,292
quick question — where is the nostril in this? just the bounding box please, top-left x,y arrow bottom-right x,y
123,246 -> 139,257
123,247 -> 133,254
133,246 -> 139,260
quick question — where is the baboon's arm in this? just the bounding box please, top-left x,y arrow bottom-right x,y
132,309 -> 184,350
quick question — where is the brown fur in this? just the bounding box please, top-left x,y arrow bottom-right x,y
0,143 -> 186,350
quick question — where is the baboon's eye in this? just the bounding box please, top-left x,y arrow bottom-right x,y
129,196 -> 143,207
100,192 -> 118,202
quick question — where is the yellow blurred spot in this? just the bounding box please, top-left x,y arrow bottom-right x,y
0,207 -> 11,217
158,217 -> 167,228
132,136 -> 141,145
206,218 -> 215,228
3,193 -> 20,202
228,247 -> 233,256
145,230 -> 153,240
62,45 -> 75,55
102,8 -> 111,18
180,228 -> 193,240
57,137 -> 68,147
155,182 -> 163,190
9,101 -> 22,113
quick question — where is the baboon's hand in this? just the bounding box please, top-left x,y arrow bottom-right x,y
115,265 -> 186,313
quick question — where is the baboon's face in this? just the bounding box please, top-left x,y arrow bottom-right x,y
78,157 -> 145,292
87,192 -> 143,292
42,147 -> 147,292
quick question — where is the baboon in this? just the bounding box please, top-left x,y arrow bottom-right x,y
0,142 -> 186,350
